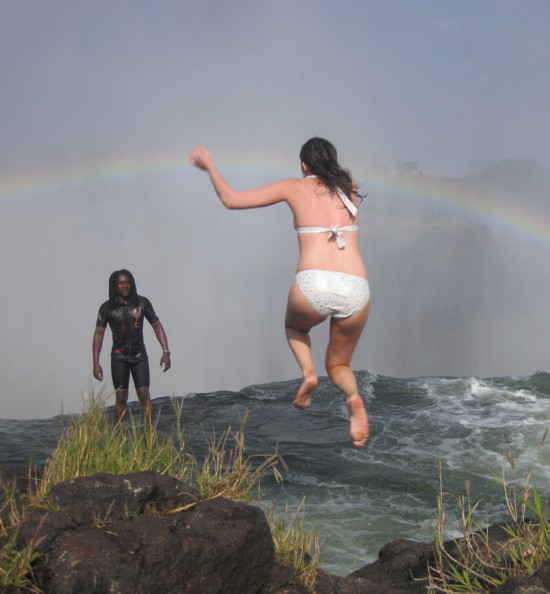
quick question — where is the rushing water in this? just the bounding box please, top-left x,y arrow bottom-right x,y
1,370 -> 549,576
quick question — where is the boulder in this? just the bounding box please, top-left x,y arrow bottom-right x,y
15,471 -> 274,594
341,538 -> 433,593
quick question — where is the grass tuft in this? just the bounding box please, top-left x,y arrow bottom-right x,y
267,497 -> 320,590
37,390 -> 191,498
0,480 -> 44,593
190,412 -> 287,502
428,442 -> 550,593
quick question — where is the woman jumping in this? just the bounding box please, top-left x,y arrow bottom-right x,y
190,138 -> 371,446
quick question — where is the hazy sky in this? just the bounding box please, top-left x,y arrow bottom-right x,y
1,0 -> 550,419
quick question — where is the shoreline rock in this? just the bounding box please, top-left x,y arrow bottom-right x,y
2,467 -> 549,593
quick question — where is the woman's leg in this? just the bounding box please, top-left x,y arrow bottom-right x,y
285,282 -> 325,409
325,300 -> 371,446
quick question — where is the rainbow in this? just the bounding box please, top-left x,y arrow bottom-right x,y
1,150 -> 549,247
352,163 -> 550,247
0,152 -> 186,205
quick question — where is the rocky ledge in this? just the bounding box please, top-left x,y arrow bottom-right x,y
1,467 -> 549,594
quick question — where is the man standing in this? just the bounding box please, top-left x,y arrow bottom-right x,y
93,269 -> 171,423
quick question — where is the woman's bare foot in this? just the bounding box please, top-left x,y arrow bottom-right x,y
293,373 -> 318,409
347,394 -> 369,446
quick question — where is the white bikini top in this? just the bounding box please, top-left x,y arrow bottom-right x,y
295,175 -> 358,249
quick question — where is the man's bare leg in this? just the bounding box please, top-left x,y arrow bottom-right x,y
136,387 -> 153,424
115,388 -> 129,423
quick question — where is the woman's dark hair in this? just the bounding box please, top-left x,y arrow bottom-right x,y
299,137 -> 364,201
108,269 -> 140,307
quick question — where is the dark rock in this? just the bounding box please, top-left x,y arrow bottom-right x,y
491,556 -> 550,593
260,560 -> 314,593
260,539 -> 433,594
351,538 -> 434,581
343,538 -> 433,592
16,471 -> 274,594
47,470 -> 199,524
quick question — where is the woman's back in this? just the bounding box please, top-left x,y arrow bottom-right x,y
289,177 -> 367,277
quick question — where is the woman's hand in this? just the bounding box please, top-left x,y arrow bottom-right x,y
190,145 -> 214,171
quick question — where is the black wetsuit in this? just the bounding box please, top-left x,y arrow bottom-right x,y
96,296 -> 159,390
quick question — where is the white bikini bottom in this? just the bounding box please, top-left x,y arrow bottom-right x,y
295,270 -> 370,319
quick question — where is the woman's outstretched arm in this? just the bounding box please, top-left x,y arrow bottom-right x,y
190,145 -> 296,209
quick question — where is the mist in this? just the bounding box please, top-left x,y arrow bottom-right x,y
1,1 -> 550,419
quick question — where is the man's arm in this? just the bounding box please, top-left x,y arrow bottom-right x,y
92,326 -> 106,381
152,320 -> 171,372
